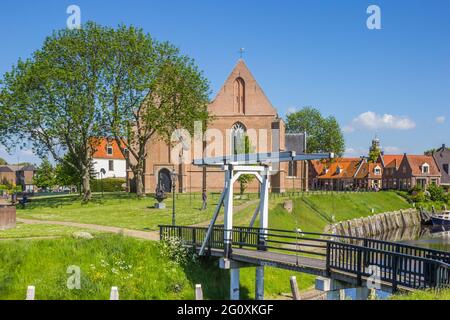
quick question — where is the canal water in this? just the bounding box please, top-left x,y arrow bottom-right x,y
398,226 -> 450,252
332,226 -> 449,300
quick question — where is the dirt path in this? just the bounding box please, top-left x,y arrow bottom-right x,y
17,218 -> 160,241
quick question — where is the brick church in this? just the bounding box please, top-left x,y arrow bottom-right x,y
133,60 -> 308,194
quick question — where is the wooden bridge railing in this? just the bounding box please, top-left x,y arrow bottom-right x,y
159,225 -> 450,291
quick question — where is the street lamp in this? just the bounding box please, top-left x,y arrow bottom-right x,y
100,168 -> 106,197
171,170 -> 178,226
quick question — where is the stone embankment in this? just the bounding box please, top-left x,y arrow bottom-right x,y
326,209 -> 421,239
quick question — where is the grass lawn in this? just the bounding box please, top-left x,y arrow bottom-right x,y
0,222 -> 104,239
391,289 -> 450,300
17,192 -> 249,231
0,234 -> 311,300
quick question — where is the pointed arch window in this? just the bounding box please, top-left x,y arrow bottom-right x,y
234,77 -> 245,114
231,122 -> 246,155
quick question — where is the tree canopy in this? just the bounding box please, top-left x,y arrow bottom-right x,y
0,22 -> 210,199
286,107 -> 345,157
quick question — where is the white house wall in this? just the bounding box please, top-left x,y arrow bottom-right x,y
92,159 -> 127,178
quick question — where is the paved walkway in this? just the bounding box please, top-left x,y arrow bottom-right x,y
17,218 -> 160,241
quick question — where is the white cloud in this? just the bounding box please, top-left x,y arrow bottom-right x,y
344,111 -> 416,132
383,146 -> 402,154
286,107 -> 297,115
344,147 -> 366,157
436,116 -> 445,124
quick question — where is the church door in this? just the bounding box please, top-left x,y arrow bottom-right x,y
158,169 -> 172,193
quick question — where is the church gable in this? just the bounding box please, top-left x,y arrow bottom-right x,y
208,60 -> 277,117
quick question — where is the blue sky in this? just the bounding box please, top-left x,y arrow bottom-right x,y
1,0 -> 449,164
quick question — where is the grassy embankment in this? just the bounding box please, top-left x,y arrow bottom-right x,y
1,191 -> 411,300
391,289 -> 450,300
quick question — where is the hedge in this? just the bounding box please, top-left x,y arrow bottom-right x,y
91,178 -> 126,192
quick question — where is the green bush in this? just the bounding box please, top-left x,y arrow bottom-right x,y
427,184 -> 447,202
91,178 -> 126,192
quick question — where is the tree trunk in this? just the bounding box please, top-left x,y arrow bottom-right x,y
81,165 -> 91,202
134,165 -> 145,197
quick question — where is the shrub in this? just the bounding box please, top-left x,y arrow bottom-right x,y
91,178 -> 126,192
427,184 -> 447,202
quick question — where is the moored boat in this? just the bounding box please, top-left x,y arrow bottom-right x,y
431,211 -> 450,226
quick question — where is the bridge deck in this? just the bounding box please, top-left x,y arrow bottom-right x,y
201,247 -> 327,276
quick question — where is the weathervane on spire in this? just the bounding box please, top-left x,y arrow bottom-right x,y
239,48 -> 245,59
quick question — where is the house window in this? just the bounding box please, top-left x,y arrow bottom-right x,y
444,164 -> 449,175
422,163 -> 430,174
107,145 -> 113,156
109,160 -> 114,171
288,161 -> 297,177
374,166 -> 381,175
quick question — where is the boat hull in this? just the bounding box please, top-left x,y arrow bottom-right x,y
431,217 -> 450,226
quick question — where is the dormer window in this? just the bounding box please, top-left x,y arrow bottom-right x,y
107,145 -> 113,156
336,166 -> 342,174
374,166 -> 381,175
422,163 -> 430,174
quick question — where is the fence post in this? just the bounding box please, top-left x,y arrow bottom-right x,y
192,228 -> 196,246
290,276 -> 301,300
110,286 -> 119,300
357,248 -> 363,286
392,255 -> 399,293
26,286 -> 35,300
195,284 -> 204,300
326,242 -> 331,277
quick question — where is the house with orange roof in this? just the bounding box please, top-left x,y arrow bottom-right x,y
395,154 -> 441,190
92,138 -> 127,179
354,161 -> 383,190
378,154 -> 405,189
310,158 -> 364,191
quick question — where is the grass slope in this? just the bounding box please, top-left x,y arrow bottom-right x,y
0,234 -> 310,300
0,234 -> 228,300
391,289 -> 450,300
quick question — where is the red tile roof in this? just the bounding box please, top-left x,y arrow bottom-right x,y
404,155 -> 440,176
355,162 -> 383,179
92,138 -> 126,160
381,155 -> 404,169
317,158 -> 362,180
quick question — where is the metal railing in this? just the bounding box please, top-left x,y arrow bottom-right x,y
159,225 -> 450,291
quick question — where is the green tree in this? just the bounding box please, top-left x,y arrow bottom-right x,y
33,158 -> 56,190
0,23 -> 109,202
55,153 -> 95,191
0,158 -> 7,165
286,107 -> 345,156
236,135 -> 255,195
99,26 -> 210,197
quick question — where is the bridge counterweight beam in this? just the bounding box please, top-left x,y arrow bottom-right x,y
258,168 -> 270,250
224,166 -> 234,258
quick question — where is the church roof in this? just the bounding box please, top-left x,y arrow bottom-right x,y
208,59 -> 278,117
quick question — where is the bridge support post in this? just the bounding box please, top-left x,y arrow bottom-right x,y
230,268 -> 240,300
355,287 -> 370,300
255,266 -> 264,300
